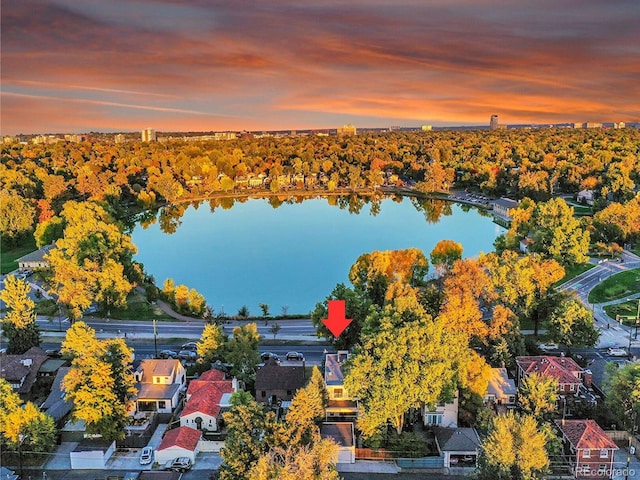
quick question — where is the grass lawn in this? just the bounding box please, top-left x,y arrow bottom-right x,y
520,317 -> 549,332
95,291 -> 175,321
604,300 -> 640,325
588,268 -> 640,303
555,263 -> 596,286
0,236 -> 36,274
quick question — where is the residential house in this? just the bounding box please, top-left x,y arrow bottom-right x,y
133,359 -> 186,414
320,422 -> 355,464
484,367 -> 517,410
516,356 -> 591,394
434,427 -> 480,468
16,244 -> 54,270
41,366 -> 74,424
554,419 -> 618,478
519,237 -> 534,254
255,357 -> 306,405
0,346 -> 48,393
492,198 -> 519,222
324,351 -> 358,420
180,369 -> 237,432
424,391 -> 459,428
577,189 -> 595,206
155,426 -> 201,464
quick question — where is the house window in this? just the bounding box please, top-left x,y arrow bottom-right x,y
154,377 -> 159,384
261,391 -> 266,398
158,401 -> 166,409
507,396 -> 515,404
583,449 -> 590,458
600,449 -> 608,458
334,389 -> 343,399
426,414 -> 443,425
569,384 -> 574,392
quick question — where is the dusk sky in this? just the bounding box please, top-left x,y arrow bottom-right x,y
2,0 -> 639,135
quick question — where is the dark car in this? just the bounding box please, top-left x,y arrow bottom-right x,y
163,457 -> 192,472
181,342 -> 198,351
260,352 -> 279,362
285,351 -> 304,361
178,350 -> 198,360
159,349 -> 178,359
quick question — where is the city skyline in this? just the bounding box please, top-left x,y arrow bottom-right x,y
2,0 -> 639,135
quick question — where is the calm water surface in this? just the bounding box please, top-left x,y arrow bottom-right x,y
132,197 -> 504,315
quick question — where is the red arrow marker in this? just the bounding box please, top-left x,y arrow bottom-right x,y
322,300 -> 352,338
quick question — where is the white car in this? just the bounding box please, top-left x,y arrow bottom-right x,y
140,446 -> 153,465
539,343 -> 559,351
607,347 -> 627,357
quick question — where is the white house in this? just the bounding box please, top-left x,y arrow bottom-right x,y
155,426 -> 201,464
180,369 -> 236,432
424,391 -> 458,428
577,189 -> 595,205
16,244 -> 54,270
484,367 -> 517,409
134,359 -> 186,414
492,198 -> 519,222
320,422 -> 355,464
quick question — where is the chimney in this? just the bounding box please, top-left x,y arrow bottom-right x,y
583,369 -> 592,388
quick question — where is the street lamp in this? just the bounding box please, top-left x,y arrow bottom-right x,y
18,433 -> 27,480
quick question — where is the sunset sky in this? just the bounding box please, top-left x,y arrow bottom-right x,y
2,0 -> 639,135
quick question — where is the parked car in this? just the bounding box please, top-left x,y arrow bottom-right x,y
139,446 -> 153,465
607,347 -> 627,357
159,349 -> 178,359
260,352 -> 279,362
285,351 -> 304,361
45,349 -> 62,358
181,342 -> 198,351
163,457 -> 192,472
178,350 -> 198,360
539,343 -> 559,351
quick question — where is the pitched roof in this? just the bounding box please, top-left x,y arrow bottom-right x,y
199,369 -> 226,381
321,423 -> 354,447
157,426 -> 201,452
516,356 -> 583,385
493,198 -> 519,209
182,369 -> 234,418
325,352 -> 349,386
137,359 -> 180,382
41,366 -> 74,421
487,367 -> 517,398
0,346 -> 49,393
255,362 -> 306,391
136,382 -> 181,400
555,420 -> 618,451
435,427 -> 481,452
16,244 -> 54,264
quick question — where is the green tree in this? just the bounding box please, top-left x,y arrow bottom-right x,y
344,297 -> 462,437
0,275 -> 40,354
259,303 -> 270,318
604,362 -> 640,431
225,323 -> 261,385
311,283 -> 372,350
0,190 -> 35,244
529,198 -> 590,265
248,440 -> 340,480
238,305 -> 250,318
2,401 -> 56,454
34,215 -> 65,247
518,373 -> 558,421
548,293 -> 599,347
477,411 -> 550,480
197,323 -> 226,364
220,394 -> 273,480
269,322 -> 281,340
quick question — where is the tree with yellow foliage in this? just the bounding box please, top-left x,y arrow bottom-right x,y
518,373 -> 559,421
478,411 -> 550,480
61,322 -> 136,441
0,274 -> 40,354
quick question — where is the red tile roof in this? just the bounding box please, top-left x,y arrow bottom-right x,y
182,369 -> 234,418
554,420 -> 618,451
199,369 -> 225,381
516,356 -> 583,385
157,426 -> 201,451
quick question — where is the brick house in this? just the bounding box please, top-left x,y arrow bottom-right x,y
516,356 -> 590,394
255,358 -> 306,405
554,419 -> 618,478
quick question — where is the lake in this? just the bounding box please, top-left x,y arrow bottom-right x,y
131,196 -> 504,316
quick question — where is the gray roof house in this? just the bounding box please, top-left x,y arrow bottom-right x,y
435,427 -> 481,468
16,244 -> 54,270
41,366 -> 74,423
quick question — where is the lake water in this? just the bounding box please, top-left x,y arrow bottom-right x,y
131,196 -> 504,316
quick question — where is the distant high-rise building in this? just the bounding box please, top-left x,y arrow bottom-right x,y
421,125 -> 432,131
141,128 -> 156,142
114,134 -> 126,144
337,124 -> 357,136
490,115 -> 499,130
583,122 -> 602,129
614,122 -> 626,129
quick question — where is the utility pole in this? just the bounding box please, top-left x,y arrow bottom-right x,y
153,319 -> 158,358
